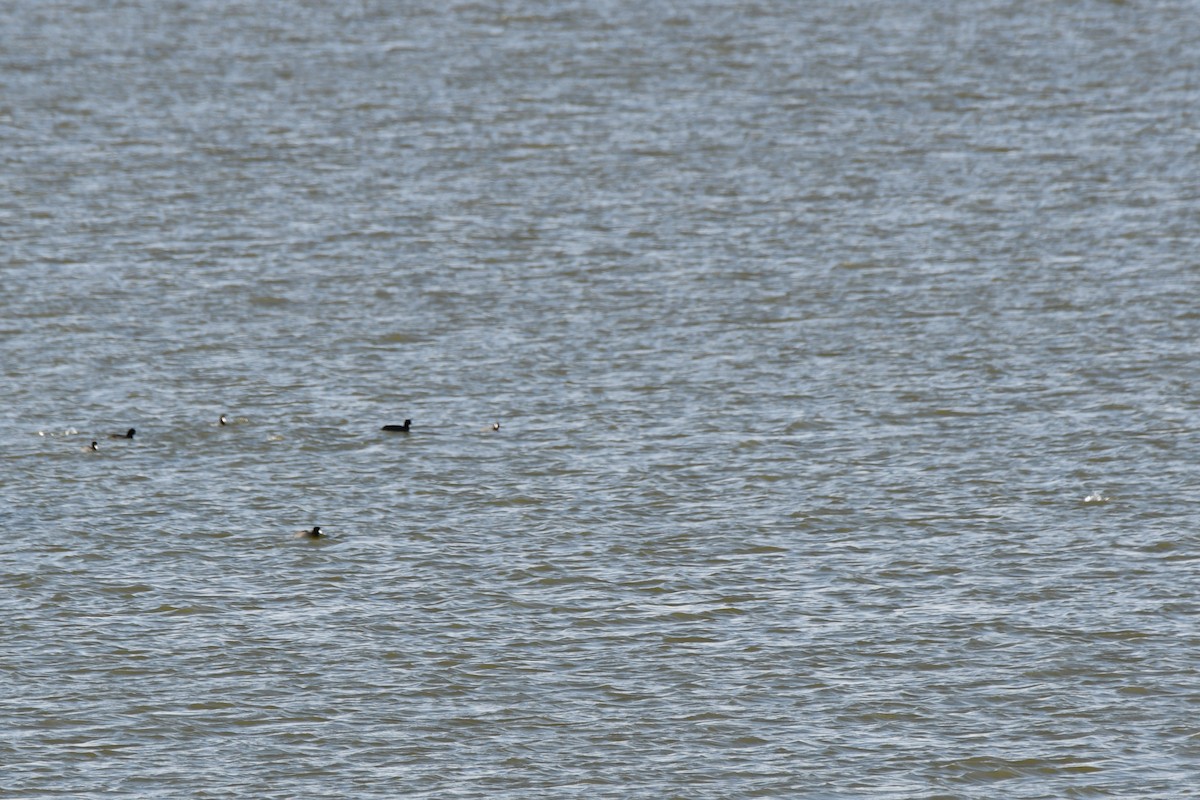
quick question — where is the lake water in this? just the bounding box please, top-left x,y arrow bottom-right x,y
2,1 -> 1199,797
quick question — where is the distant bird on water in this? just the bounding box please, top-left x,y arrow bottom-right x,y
219,415 -> 228,426
487,422 -> 500,432
109,428 -> 136,439
83,441 -> 99,452
381,419 -> 411,432
295,526 -> 324,540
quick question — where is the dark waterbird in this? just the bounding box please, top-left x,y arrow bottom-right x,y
295,526 -> 324,540
381,419 -> 411,432
109,428 -> 136,439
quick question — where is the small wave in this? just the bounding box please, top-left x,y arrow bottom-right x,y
38,428 -> 79,438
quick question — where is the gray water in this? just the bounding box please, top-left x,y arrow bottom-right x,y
3,1 -> 1199,797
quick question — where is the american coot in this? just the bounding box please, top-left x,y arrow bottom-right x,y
381,419 -> 411,432
109,428 -> 136,439
295,526 -> 324,539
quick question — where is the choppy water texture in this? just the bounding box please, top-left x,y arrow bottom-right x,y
3,1 -> 1199,797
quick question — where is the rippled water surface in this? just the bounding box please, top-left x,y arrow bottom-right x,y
3,1 -> 1200,797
